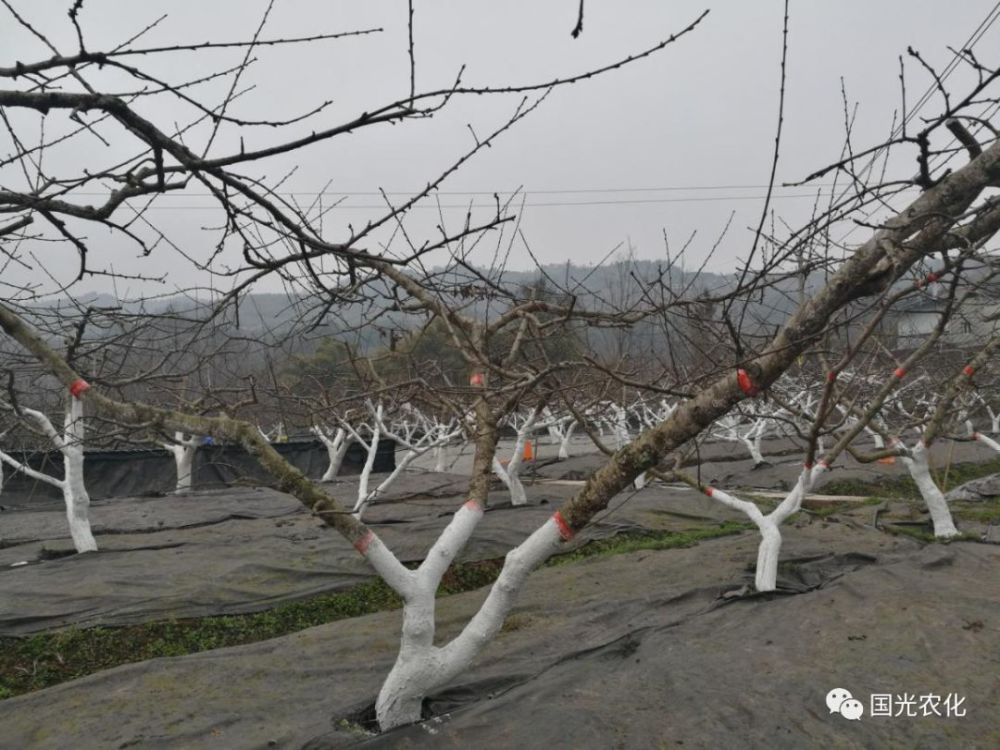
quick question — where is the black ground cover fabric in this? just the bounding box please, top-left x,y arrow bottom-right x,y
946,471 -> 1000,500
0,439 -> 395,508
3,441 -> 997,637
0,522 -> 995,749
530,437 -> 999,492
1,443 -> 997,748
0,472 -> 747,635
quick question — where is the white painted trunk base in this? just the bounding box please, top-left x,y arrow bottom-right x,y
314,426 -> 349,481
2,400 -> 100,553
174,448 -> 195,492
162,433 -> 201,493
707,465 -> 825,592
369,509 -> 567,730
492,411 -> 536,506
63,399 -> 97,552
493,455 -> 529,506
902,442 -> 959,539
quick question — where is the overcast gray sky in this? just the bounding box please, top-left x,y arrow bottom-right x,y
3,1 -> 1000,299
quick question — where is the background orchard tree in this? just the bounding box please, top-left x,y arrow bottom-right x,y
0,391 -> 95,552
0,304 -> 220,549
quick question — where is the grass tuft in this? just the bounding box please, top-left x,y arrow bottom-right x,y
818,457 -> 1000,500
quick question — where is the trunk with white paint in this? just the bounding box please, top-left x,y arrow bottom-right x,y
492,453 -> 528,506
368,504 -> 567,730
312,425 -> 349,481
901,441 -> 959,538
707,465 -> 825,592
349,405 -> 383,517
62,399 -> 97,552
0,398 -> 96,553
541,407 -> 578,460
973,431 -> 1000,453
493,408 -> 538,506
741,419 -> 770,466
557,426 -> 575,460
350,405 -> 465,518
712,413 -> 771,467
162,432 -> 199,493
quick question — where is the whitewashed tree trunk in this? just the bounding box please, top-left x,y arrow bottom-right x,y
492,454 -> 528,506
312,425 -> 349,481
162,432 -> 199,493
365,504 -> 568,730
741,420 -> 768,466
0,399 -> 97,553
62,398 -> 97,552
901,441 -> 959,539
706,464 -> 826,591
712,414 -> 771,468
556,423 -> 576,460
492,409 -> 537,506
350,406 -> 464,518
350,406 -> 383,518
364,447 -> 424,506
973,431 -> 1000,453
986,404 -> 1000,434
540,408 -> 578,460
971,396 -> 1000,433
407,408 -> 464,473
867,428 -> 886,450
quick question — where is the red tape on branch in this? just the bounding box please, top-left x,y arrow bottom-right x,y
353,530 -> 375,555
826,371 -> 837,383
963,365 -> 975,377
703,486 -> 715,497
893,367 -> 906,380
69,379 -> 90,398
469,372 -> 485,387
552,510 -> 574,541
462,499 -> 482,513
737,369 -> 760,397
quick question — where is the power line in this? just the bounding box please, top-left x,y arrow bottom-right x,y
107,191 -> 869,210
832,1 -> 1000,245
68,183 -> 840,198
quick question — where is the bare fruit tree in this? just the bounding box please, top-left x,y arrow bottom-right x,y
3,1 -> 1000,735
